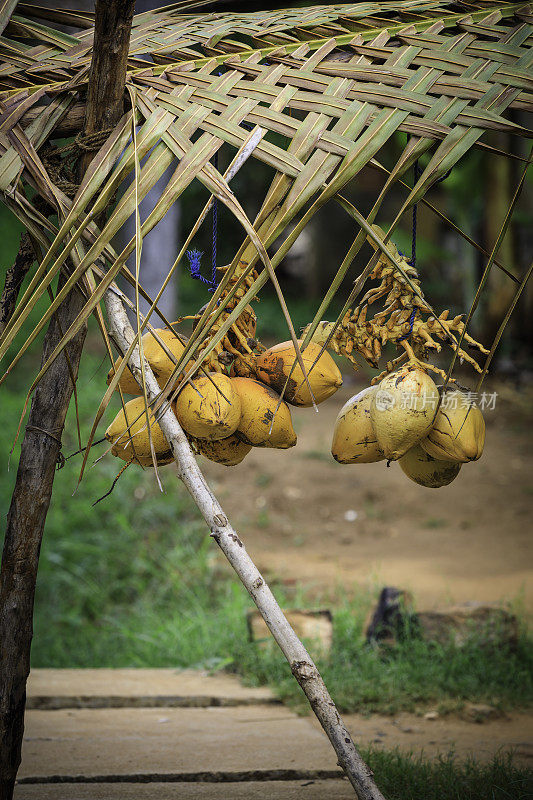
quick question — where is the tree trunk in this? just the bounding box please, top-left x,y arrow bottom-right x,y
0,2 -> 135,796
0,284 -> 86,799
484,133 -> 516,349
123,167 -> 180,324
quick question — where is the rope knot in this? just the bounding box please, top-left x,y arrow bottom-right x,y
187,248 -> 204,280
185,149 -> 219,294
186,248 -> 217,292
74,127 -> 114,152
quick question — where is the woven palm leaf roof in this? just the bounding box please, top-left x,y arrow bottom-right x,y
0,0 -> 531,408
1,1 -> 532,99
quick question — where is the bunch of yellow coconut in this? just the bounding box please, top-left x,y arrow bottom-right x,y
105,326 -> 343,468
331,364 -> 485,488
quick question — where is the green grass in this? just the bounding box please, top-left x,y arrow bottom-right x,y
0,349 -> 253,669
361,750 -> 532,800
232,595 -> 533,716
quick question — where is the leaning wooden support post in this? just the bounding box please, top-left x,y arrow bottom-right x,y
104,289 -> 386,800
0,2 -> 135,797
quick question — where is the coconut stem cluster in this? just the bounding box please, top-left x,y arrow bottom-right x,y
303,227 -> 489,382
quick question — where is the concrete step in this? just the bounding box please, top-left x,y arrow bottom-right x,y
15,779 -> 354,800
19,670 -> 349,799
19,706 -> 341,781
27,668 -> 277,709
18,669 -> 531,800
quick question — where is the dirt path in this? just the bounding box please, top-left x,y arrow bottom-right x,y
200,375 -> 533,612
323,708 -> 533,764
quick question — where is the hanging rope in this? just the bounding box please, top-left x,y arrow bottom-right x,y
410,160 -> 421,266
186,248 -> 217,292
396,308 -> 417,342
399,158 -> 453,342
410,160 -> 453,267
211,149 -> 219,288
186,150 -> 219,293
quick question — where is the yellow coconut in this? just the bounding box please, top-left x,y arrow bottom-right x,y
107,328 -> 186,395
331,386 -> 384,464
105,397 -> 173,467
399,443 -> 461,488
195,433 -> 252,466
107,357 -> 139,396
301,321 -> 332,348
231,377 -> 297,449
175,373 -> 241,441
420,390 -> 485,463
370,366 -> 438,460
256,340 -> 342,407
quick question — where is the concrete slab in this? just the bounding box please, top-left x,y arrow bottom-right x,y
20,670 -> 530,799
14,779 -> 354,800
20,707 -> 341,780
27,669 -> 276,709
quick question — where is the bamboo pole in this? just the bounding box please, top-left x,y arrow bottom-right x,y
104,288 -> 386,800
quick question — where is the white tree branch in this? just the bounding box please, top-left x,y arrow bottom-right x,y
104,288 -> 386,800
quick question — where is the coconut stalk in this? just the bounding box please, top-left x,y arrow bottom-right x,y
0,2 -> 135,797
104,288 -> 385,800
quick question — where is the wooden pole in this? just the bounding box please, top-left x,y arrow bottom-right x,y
0,285 -> 87,800
79,0 -> 135,176
104,291 -> 386,800
0,2 -> 135,797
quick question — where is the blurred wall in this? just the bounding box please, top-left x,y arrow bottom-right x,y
122,0 -> 180,324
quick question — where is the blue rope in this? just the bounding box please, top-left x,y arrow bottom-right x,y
397,308 -> 417,342
186,72 -> 225,293
397,153 -> 453,342
411,161 -> 452,267
185,150 -> 219,293
186,248 -> 215,291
